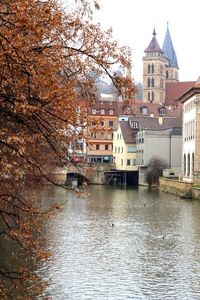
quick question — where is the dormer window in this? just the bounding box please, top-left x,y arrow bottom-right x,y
109,109 -> 113,115
92,109 -> 96,114
131,121 -> 138,129
141,107 -> 148,115
100,109 -> 105,115
159,107 -> 166,116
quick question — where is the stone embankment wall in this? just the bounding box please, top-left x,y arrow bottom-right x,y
192,188 -> 200,200
159,177 -> 193,198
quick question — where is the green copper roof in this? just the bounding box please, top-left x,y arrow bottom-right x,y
162,24 -> 179,68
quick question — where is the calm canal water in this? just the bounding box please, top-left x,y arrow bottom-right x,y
38,185 -> 200,299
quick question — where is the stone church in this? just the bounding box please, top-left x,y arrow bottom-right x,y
142,25 -> 194,107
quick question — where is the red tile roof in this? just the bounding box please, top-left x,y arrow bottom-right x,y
165,81 -> 195,106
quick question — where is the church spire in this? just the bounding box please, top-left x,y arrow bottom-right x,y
162,23 -> 179,68
144,27 -> 163,53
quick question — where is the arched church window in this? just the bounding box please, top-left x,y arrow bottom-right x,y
151,64 -> 154,73
152,92 -> 154,101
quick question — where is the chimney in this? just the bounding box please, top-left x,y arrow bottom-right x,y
158,117 -> 163,125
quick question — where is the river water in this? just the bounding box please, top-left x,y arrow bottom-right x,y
38,185 -> 200,299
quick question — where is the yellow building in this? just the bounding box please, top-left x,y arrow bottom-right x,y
113,120 -> 138,171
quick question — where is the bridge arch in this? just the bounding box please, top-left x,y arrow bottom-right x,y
66,172 -> 90,187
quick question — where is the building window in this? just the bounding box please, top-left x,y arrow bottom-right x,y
105,144 -> 109,150
92,109 -> 96,114
148,92 -> 150,101
148,64 -> 150,73
130,121 -> 138,129
127,146 -> 136,153
121,147 -> 123,153
187,153 -> 190,176
160,108 -> 165,116
109,109 -> 113,115
108,121 -> 114,127
132,159 -> 136,165
166,70 -> 168,79
100,132 -> 104,139
148,77 -> 150,87
100,121 -> 104,126
192,153 -> 194,174
115,146 -> 117,153
141,107 -> 148,115
151,92 -> 154,101
118,147 -> 120,153
100,109 -> 105,114
151,64 -> 154,73
151,78 -> 154,87
121,159 -> 123,166
96,144 -> 99,150
91,132 -> 96,139
108,133 -> 113,140
127,159 -> 131,166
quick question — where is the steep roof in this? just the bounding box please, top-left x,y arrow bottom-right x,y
120,121 -> 135,143
178,79 -> 200,103
88,100 -> 119,115
165,81 -> 196,106
129,116 -> 182,131
162,24 -> 179,68
119,100 -> 182,118
144,29 -> 163,53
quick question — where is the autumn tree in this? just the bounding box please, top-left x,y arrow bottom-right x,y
0,0 -> 135,298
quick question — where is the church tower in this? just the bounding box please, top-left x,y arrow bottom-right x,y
143,25 -> 179,104
162,23 -> 179,82
143,28 -> 168,104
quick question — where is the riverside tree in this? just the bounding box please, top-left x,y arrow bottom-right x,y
0,0 -> 135,298
145,156 -> 167,188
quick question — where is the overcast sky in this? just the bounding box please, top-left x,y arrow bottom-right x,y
94,0 -> 200,83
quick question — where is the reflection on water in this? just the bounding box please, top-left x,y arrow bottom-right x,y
38,185 -> 200,299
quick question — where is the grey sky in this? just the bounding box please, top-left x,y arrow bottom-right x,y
94,0 -> 200,83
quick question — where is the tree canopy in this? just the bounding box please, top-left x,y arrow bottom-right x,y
0,0 -> 134,298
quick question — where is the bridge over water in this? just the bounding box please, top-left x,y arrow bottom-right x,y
53,163 -> 138,186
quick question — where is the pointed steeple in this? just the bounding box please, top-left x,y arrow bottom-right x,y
162,23 -> 179,68
144,28 -> 163,53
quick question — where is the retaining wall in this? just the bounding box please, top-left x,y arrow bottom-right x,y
159,177 -> 193,198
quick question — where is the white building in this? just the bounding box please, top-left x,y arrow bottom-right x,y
179,78 -> 200,183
